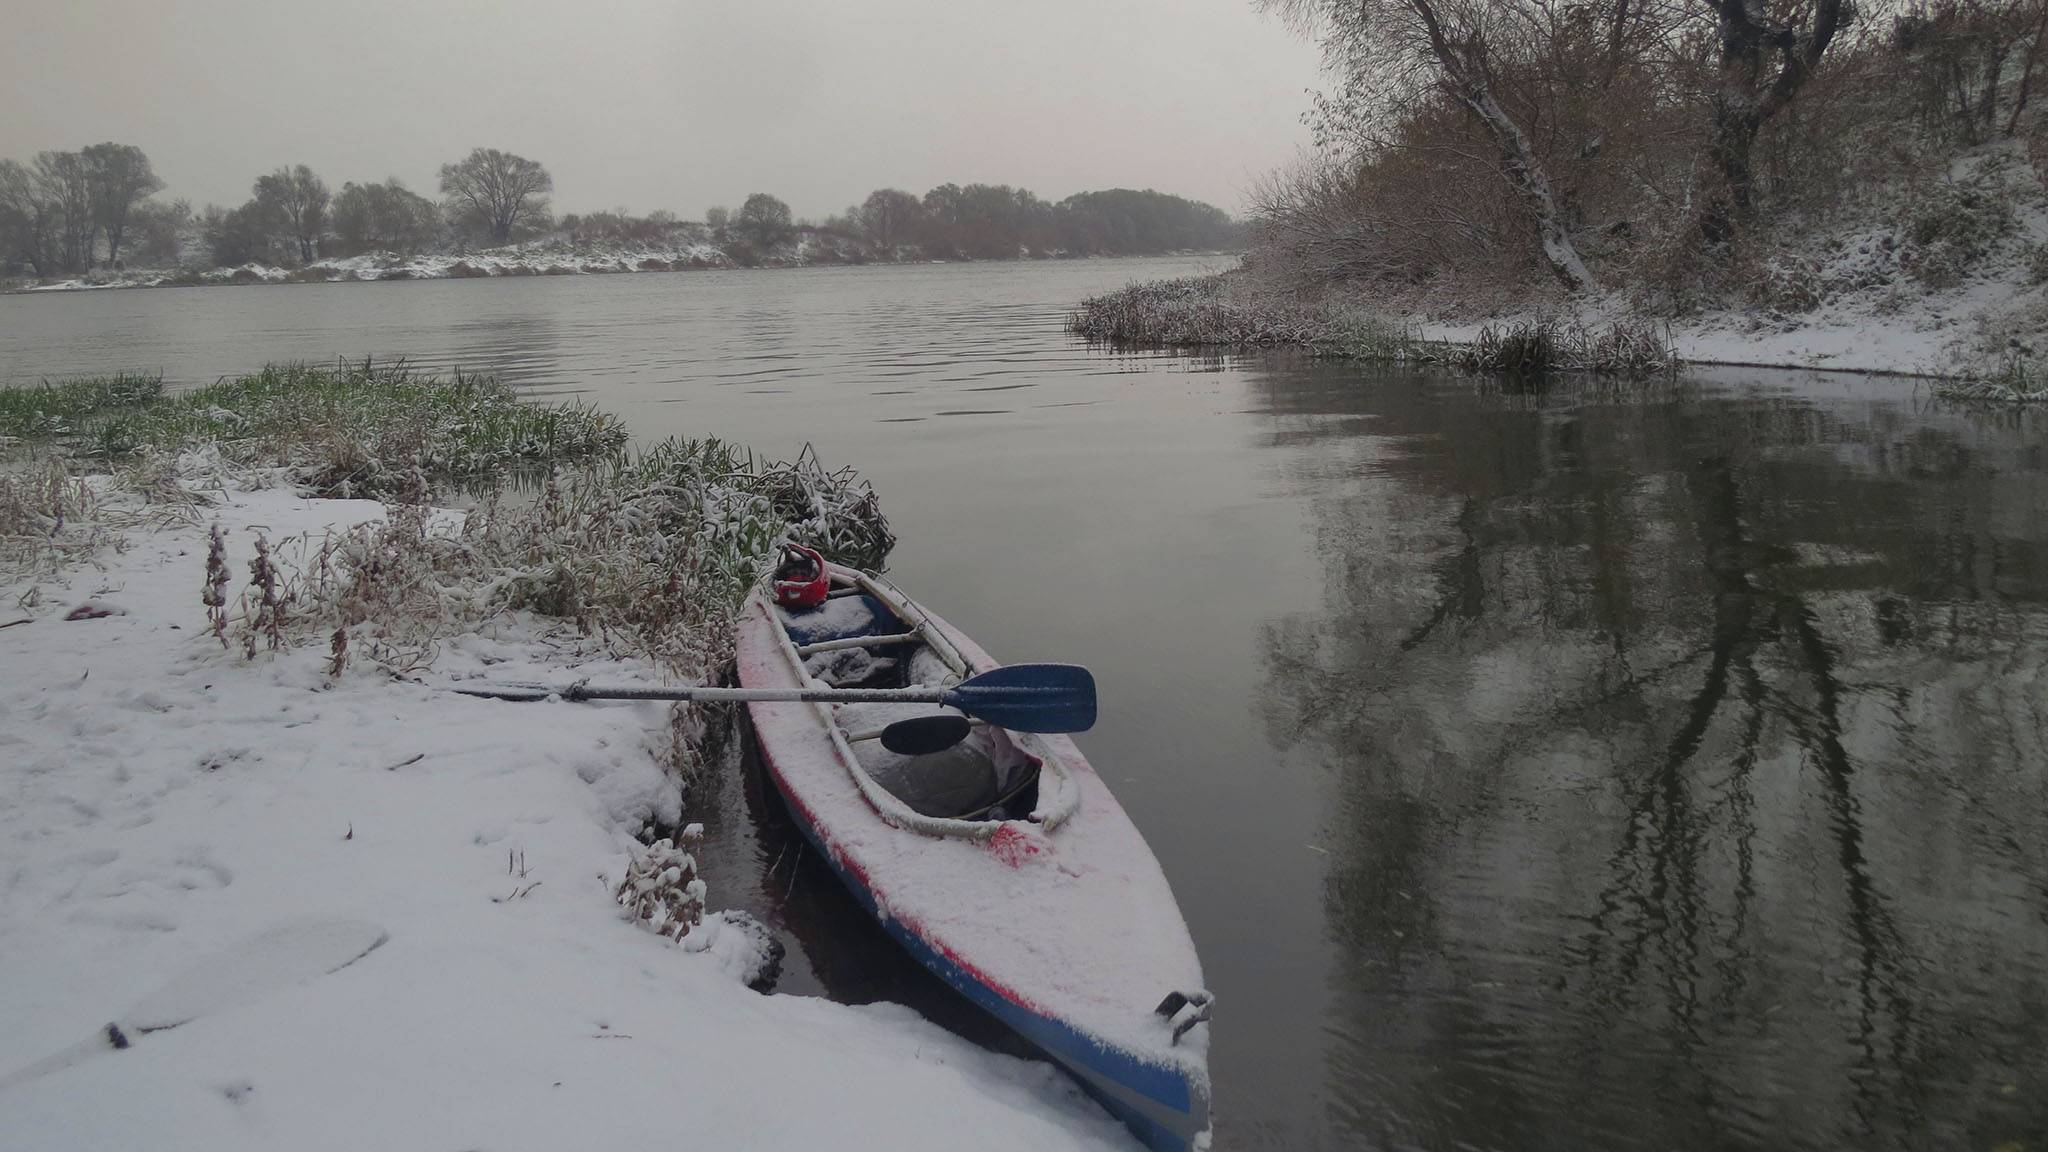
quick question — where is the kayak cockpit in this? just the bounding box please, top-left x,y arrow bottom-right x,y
774,583 -> 1045,822
763,550 -> 1072,834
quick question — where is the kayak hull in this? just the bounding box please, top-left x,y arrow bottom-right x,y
737,572 -> 1210,1152
765,765 -> 1205,1151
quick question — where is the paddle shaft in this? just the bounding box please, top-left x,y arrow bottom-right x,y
453,663 -> 1097,733
465,682 -> 955,705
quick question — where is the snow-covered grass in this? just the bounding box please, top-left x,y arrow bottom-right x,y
79,361 -> 629,494
0,372 -> 165,441
1070,276 -> 1680,375
0,370 -> 1134,1150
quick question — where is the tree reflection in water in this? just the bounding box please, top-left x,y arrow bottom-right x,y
1254,365 -> 2048,1152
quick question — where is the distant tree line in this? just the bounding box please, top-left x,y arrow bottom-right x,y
828,185 -> 1240,260
205,147 -> 555,267
3,142 -> 1237,278
691,186 -> 1239,264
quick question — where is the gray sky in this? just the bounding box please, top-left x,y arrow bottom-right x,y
0,0 -> 1321,220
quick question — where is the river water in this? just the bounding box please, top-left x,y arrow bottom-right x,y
4,260 -> 2045,1151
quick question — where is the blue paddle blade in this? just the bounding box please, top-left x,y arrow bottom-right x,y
940,663 -> 1097,733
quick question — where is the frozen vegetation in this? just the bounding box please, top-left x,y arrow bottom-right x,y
1071,140 -> 2048,398
0,364 -> 1136,1150
1067,0 -> 2048,400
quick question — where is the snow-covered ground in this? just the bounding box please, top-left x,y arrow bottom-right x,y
1409,298 -> 1970,376
0,480 -> 1136,1150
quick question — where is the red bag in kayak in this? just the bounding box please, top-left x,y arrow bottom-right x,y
773,544 -> 830,609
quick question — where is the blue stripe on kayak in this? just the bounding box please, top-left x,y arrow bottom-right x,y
776,793 -> 1205,1152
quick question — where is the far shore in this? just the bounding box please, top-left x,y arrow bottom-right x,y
2,246 -> 1244,297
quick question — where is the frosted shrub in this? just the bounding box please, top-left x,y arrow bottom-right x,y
614,830 -> 706,942
291,439 -> 891,684
0,460 -> 109,582
1899,182 -> 2017,287
203,524 -> 230,641
312,500 -> 474,673
241,534 -> 287,657
1757,259 -> 1824,313
2025,242 -> 2048,287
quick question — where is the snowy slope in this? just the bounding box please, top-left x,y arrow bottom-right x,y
0,483 -> 1136,1151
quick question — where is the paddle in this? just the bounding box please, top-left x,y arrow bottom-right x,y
450,662 -> 1098,735
0,919 -> 389,1092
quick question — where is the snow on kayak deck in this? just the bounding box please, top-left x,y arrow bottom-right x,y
737,591 -> 1210,1083
0,483 -> 1138,1151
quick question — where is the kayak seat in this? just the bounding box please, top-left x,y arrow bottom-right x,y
805,642 -> 916,690
775,580 -> 1046,821
778,593 -> 894,646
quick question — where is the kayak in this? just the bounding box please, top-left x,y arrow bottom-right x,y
735,555 -> 1213,1151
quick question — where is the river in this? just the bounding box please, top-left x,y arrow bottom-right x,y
4,258 -> 2044,1151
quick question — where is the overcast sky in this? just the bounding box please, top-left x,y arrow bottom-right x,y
0,0 -> 1322,220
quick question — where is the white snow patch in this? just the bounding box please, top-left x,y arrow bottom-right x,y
0,479 -> 1138,1151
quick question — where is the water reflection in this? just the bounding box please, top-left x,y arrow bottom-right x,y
1254,366 -> 2048,1151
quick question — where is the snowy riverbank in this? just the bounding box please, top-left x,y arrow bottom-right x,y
1071,143 -> 2048,392
0,476 -> 1136,1150
1070,268 -> 2042,386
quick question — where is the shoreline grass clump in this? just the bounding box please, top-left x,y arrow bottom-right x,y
1067,275 -> 1331,346
1455,319 -> 1679,376
1933,377 -> 2048,403
0,372 -> 164,442
81,359 -> 629,495
1070,274 -> 1680,378
1932,346 -> 2048,404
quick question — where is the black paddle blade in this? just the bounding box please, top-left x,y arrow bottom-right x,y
941,663 -> 1097,734
878,714 -> 974,755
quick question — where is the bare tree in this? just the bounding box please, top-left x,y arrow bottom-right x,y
0,159 -> 62,277
1272,0 -> 1595,291
81,143 -> 163,268
254,165 -> 329,264
128,198 -> 191,267
1700,0 -> 1851,240
332,178 -> 441,255
204,197 -> 288,267
735,192 -> 793,250
857,188 -> 924,253
33,151 -> 96,273
438,148 -> 552,245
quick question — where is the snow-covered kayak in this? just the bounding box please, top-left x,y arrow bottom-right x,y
735,560 -> 1212,1152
